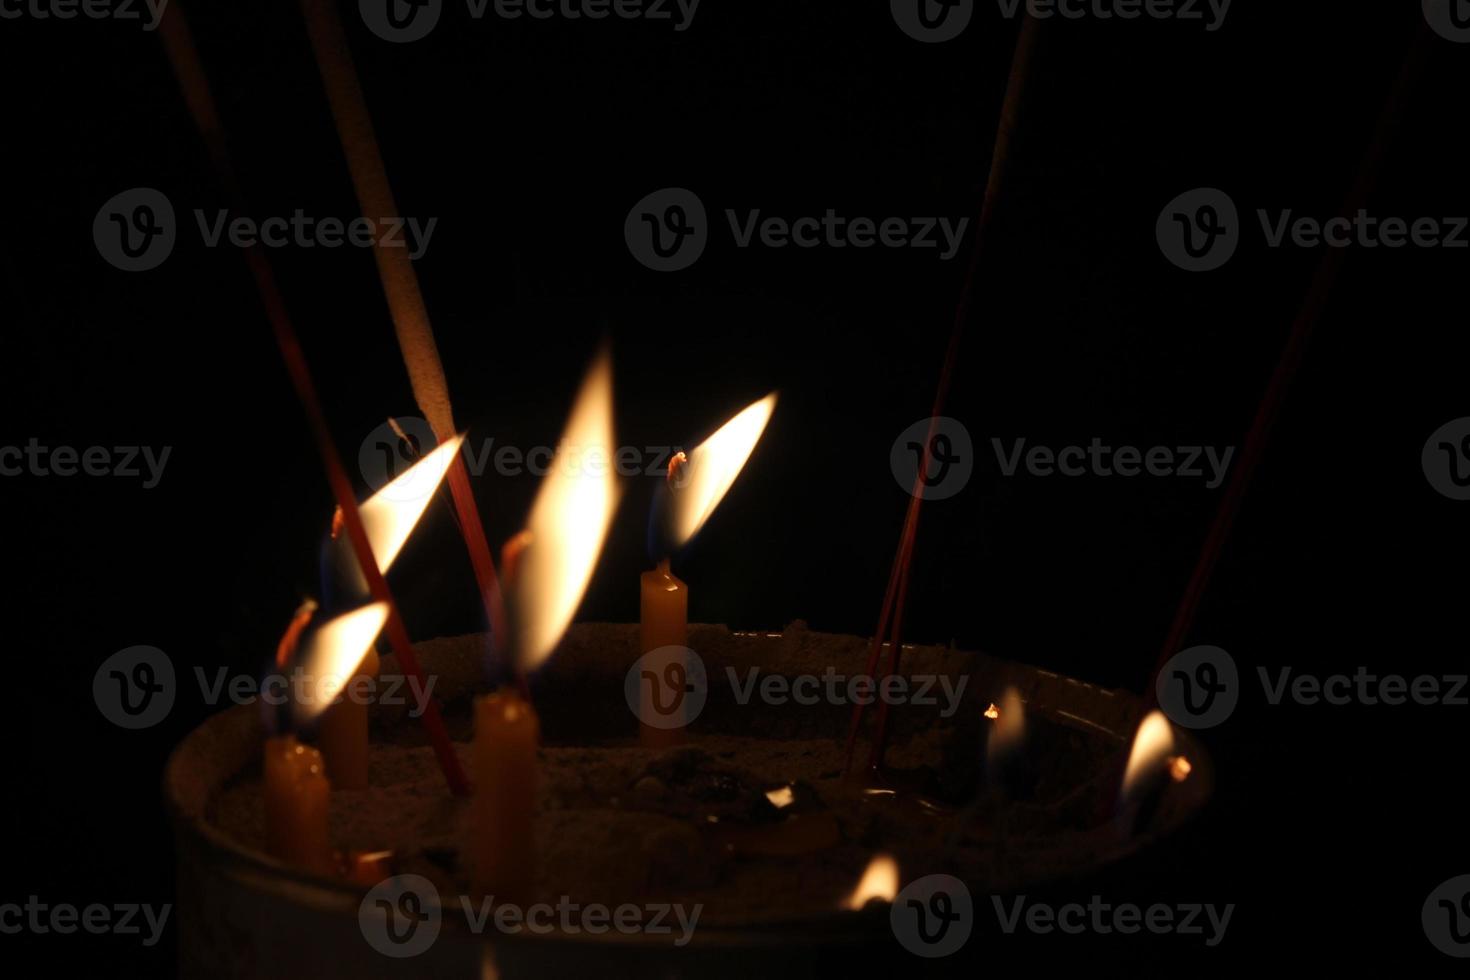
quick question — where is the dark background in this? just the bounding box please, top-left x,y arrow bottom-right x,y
2,0 -> 1466,973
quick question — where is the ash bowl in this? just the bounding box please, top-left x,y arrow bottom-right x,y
166,623 -> 1211,979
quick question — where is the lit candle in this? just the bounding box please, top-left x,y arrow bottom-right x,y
470,689 -> 540,903
473,349 -> 617,897
640,395 -> 775,745
314,645 -> 380,790
294,604 -> 390,791
1118,709 -> 1192,835
262,735 -> 332,875
639,555 -> 688,747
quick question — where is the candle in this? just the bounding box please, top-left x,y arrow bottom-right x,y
639,558 -> 689,746
640,395 -> 776,745
315,646 -> 379,790
474,348 -> 617,896
262,735 -> 332,874
291,603 -> 390,791
470,689 -> 540,901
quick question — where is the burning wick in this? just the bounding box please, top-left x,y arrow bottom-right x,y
1118,710 -> 1191,836
845,854 -> 900,910
640,395 -> 776,748
473,349 -> 618,902
985,686 -> 1032,798
262,602 -> 389,871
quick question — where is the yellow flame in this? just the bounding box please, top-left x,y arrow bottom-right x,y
360,433 -> 466,573
1168,755 -> 1192,782
671,393 -> 776,547
510,350 -> 619,670
293,602 -> 389,725
765,785 -> 795,809
1122,710 -> 1176,798
984,702 -> 1000,720
845,854 -> 899,909
987,686 -> 1025,765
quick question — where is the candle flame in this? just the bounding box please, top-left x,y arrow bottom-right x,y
987,686 -> 1025,765
670,393 -> 776,547
765,785 -> 795,809
292,602 -> 389,727
1121,710 -> 1176,799
845,854 -> 899,909
509,350 -> 619,670
983,702 -> 1000,720
359,433 -> 466,573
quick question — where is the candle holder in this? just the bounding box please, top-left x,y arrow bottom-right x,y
167,623 -> 1211,978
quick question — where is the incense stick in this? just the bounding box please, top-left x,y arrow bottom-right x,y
845,15 -> 1041,775
297,0 -> 509,669
157,3 -> 470,796
1144,24 -> 1431,700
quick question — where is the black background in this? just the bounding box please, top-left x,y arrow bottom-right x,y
2,0 -> 1467,974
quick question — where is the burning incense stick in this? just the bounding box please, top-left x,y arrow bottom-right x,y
156,2 -> 469,796
846,14 -> 1042,775
298,0 -> 508,666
